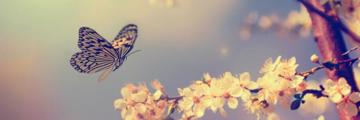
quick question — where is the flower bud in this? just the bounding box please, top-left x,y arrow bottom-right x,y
310,54 -> 319,63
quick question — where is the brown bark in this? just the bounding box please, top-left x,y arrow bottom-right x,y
304,0 -> 359,119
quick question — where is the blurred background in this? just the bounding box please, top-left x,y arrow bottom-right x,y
0,0 -> 351,120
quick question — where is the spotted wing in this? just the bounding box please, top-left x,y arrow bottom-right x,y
70,27 -> 118,73
78,27 -> 118,58
70,51 -> 115,73
113,24 -> 138,57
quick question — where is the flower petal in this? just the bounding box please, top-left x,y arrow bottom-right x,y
153,90 -> 163,100
247,81 -> 259,90
132,91 -> 148,102
114,99 -> 126,110
194,105 -> 206,117
349,92 -> 360,102
152,80 -> 163,90
179,97 -> 194,110
240,72 -> 251,81
330,92 -> 343,103
227,97 -> 239,109
229,87 -> 245,97
345,103 -> 358,116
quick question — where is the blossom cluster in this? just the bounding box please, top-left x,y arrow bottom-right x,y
113,82 -> 170,120
240,0 -> 360,41
113,55 -> 360,120
323,78 -> 360,116
177,72 -> 257,119
240,5 -> 312,40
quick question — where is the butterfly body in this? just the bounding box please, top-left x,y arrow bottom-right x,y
70,24 -> 138,81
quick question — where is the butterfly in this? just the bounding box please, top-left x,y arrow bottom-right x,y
70,24 -> 138,81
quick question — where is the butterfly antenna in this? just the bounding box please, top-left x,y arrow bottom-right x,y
126,50 -> 142,57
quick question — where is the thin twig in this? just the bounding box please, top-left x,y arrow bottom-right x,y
342,46 -> 359,56
296,66 -> 325,79
301,88 -> 328,98
297,45 -> 359,79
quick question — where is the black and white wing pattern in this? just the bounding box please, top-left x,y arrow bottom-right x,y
78,27 -> 118,58
70,24 -> 138,81
70,51 -> 115,73
70,27 -> 118,74
112,24 -> 138,57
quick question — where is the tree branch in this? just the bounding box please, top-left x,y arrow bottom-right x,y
300,0 -> 358,91
298,0 -> 360,43
299,0 -> 359,119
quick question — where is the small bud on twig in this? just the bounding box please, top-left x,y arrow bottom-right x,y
310,54 -> 320,63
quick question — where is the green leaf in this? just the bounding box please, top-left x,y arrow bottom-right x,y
290,100 -> 302,110
294,94 -> 302,99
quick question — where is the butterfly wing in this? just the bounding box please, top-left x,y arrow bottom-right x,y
70,27 -> 118,74
78,27 -> 118,58
112,24 -> 138,57
97,66 -> 113,82
70,51 -> 115,73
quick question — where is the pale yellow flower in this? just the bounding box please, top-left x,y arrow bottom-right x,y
227,97 -> 239,109
177,72 -> 256,118
239,72 -> 259,90
209,97 -> 225,112
277,57 -> 298,79
323,78 -> 352,103
260,56 -> 282,74
114,99 -> 126,110
203,73 -> 212,83
178,85 -> 210,118
257,88 -> 278,105
115,83 -> 170,120
259,56 -> 299,88
258,72 -> 282,89
153,90 -> 163,100
178,97 -> 194,111
257,56 -> 302,107
257,74 -> 305,106
337,92 -> 360,117
120,84 -> 150,103
256,74 -> 280,104
229,72 -> 257,101
204,73 -> 234,112
310,54 -> 320,63
114,57 -> 328,120
257,74 -> 294,105
180,110 -> 195,120
152,80 -> 164,100
244,97 -> 274,120
291,75 -> 306,90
